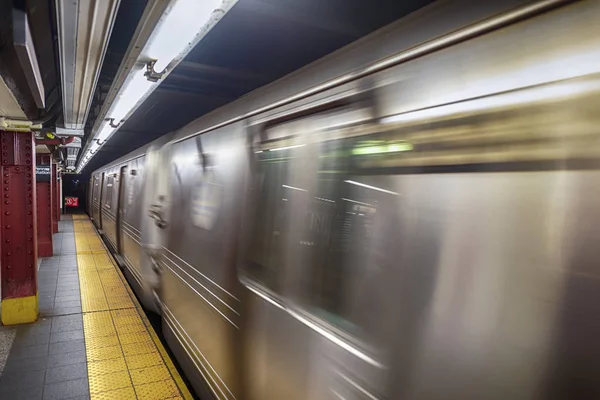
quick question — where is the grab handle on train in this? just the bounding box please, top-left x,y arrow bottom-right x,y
149,203 -> 168,229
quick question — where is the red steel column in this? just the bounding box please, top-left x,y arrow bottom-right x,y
36,154 -> 53,257
0,131 -> 38,324
56,170 -> 61,222
51,164 -> 58,233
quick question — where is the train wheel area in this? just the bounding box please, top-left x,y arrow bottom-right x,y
0,213 -> 194,400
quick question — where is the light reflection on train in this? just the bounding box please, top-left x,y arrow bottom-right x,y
88,1 -> 600,399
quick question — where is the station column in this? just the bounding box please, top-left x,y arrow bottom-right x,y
0,131 -> 38,325
56,169 -> 62,221
36,154 -> 53,257
51,163 -> 58,233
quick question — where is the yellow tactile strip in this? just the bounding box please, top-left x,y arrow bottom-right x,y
73,216 -> 193,400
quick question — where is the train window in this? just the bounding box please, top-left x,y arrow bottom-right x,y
277,130 -> 402,345
244,148 -> 293,292
104,175 -> 114,209
286,138 -> 384,341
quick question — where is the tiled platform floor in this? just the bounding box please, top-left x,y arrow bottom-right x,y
0,215 -> 193,400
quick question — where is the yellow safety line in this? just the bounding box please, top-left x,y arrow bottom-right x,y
73,215 -> 193,400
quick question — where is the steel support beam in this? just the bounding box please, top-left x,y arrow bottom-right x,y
36,154 -> 52,258
51,164 -> 58,233
56,169 -> 62,222
0,131 -> 38,325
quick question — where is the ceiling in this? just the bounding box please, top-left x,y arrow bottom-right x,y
0,0 -> 61,123
80,0 -> 435,174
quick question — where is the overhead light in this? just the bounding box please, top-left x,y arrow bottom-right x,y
145,0 -> 222,73
96,122 -> 114,144
77,0 -> 237,172
108,69 -> 154,122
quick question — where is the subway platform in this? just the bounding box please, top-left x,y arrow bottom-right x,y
0,214 -> 193,400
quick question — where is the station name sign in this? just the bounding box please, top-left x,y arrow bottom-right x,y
36,165 -> 51,182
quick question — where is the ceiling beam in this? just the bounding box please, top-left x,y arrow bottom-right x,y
56,0 -> 120,129
176,60 -> 268,81
239,0 -> 366,38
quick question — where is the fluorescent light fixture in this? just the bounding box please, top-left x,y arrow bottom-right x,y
96,121 -> 114,144
345,180 -> 399,196
109,69 -> 155,123
77,0 -> 237,172
146,0 -> 222,73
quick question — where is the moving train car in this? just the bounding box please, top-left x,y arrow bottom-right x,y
89,0 -> 600,398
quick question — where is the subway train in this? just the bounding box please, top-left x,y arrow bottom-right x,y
87,0 -> 600,399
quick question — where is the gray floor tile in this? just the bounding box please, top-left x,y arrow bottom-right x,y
38,277 -> 58,283
51,320 -> 83,333
48,339 -> 85,355
36,317 -> 53,326
0,368 -> 45,393
9,343 -> 49,359
56,285 -> 80,292
2,354 -> 48,373
45,362 -> 88,384
14,323 -> 51,337
39,306 -> 55,316
43,377 -> 89,400
52,314 -> 82,324
39,295 -> 56,303
54,295 -> 81,307
0,384 -> 43,399
54,295 -> 81,303
13,332 -> 50,347
47,349 -> 86,368
55,290 -> 81,298
57,275 -> 80,282
57,280 -> 80,286
49,330 -> 84,344
51,306 -> 82,315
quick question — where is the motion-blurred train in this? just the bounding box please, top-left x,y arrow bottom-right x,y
88,0 -> 600,398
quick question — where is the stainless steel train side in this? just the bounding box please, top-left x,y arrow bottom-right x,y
89,0 -> 600,399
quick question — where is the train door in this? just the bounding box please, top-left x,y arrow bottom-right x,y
91,175 -> 101,224
88,178 -> 93,217
241,98 -> 389,400
98,172 -> 105,229
117,165 -> 128,254
137,145 -> 169,312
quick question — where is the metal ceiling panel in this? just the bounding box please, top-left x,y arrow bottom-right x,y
12,8 -> 45,110
0,75 -> 27,119
56,0 -> 121,129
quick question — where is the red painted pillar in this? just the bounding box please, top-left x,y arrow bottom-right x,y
51,164 -> 58,233
1,131 -> 38,325
55,171 -> 61,223
36,154 -> 53,257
